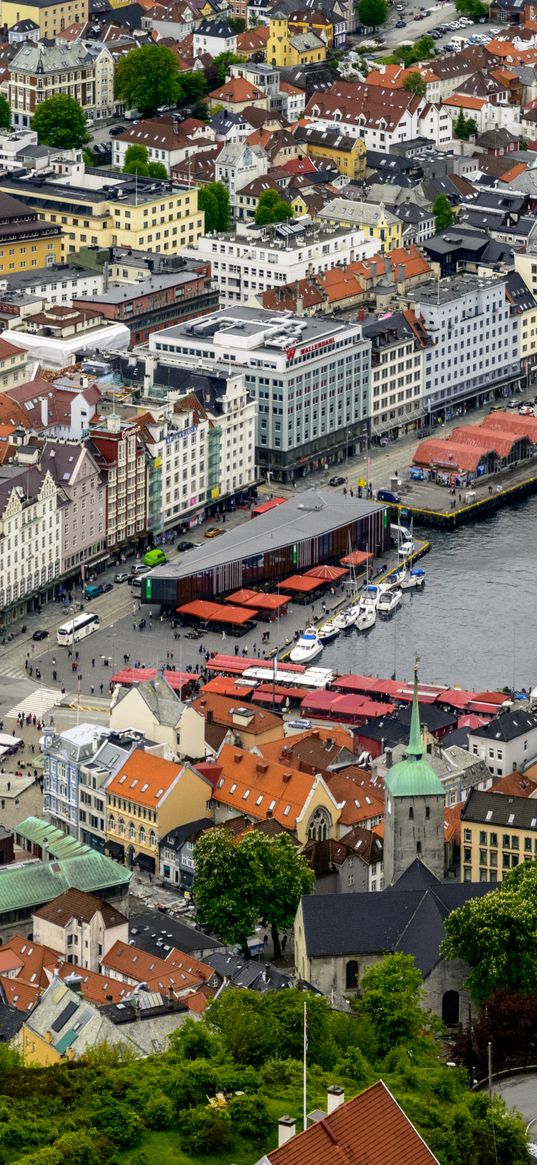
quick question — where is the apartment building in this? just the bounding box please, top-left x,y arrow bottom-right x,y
0,170 -> 204,261
2,0 -> 89,39
9,41 -> 114,128
72,261 -> 218,346
362,311 -> 424,441
0,191 -> 61,274
88,413 -> 147,550
148,305 -> 371,480
408,274 -> 520,423
0,463 -> 61,626
39,441 -> 105,575
467,709 -> 537,778
184,217 -> 377,307
42,724 -> 110,837
215,142 -> 268,214
460,788 -> 537,882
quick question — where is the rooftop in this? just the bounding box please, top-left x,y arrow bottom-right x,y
106,749 -> 182,807
461,788 -> 537,829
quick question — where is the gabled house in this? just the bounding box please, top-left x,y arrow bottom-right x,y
19,976 -> 144,1065
32,889 -> 128,973
110,675 -> 206,760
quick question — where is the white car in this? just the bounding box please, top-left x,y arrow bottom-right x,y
398,540 -> 415,558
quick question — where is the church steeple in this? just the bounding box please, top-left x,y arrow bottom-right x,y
407,660 -> 423,760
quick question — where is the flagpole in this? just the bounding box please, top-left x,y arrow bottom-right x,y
303,999 -> 307,1131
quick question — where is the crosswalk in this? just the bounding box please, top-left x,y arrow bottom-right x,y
6,688 -> 60,721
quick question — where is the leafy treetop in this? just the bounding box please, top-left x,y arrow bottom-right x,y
114,43 -> 180,115
255,189 -> 293,225
432,193 -> 454,231
357,0 -> 388,27
32,95 -> 89,149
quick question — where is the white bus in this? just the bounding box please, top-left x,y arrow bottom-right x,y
57,611 -> 100,646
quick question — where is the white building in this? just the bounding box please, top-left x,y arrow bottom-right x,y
39,441 -> 106,576
306,85 -> 453,151
32,887 -> 128,972
183,217 -> 378,307
362,311 -> 424,441
148,306 -> 371,481
215,142 -> 268,213
2,263 -> 104,304
0,465 -> 60,623
467,710 -> 537,779
193,18 -> 237,58
409,274 -> 520,421
112,118 -> 216,177
9,41 -> 115,129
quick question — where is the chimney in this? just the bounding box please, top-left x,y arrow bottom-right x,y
207,709 -> 213,724
64,972 -> 83,995
40,395 -> 48,427
385,746 -> 392,769
326,1086 -> 345,1114
278,1117 -> 296,1147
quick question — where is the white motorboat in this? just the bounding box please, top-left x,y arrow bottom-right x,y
377,587 -> 402,616
318,621 -> 340,644
356,603 -> 376,631
342,603 -> 361,628
290,627 -> 324,663
360,583 -> 389,610
399,567 -> 426,591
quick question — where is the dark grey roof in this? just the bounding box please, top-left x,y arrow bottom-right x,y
469,709 -> 537,742
98,2 -> 146,26
398,703 -> 457,734
462,788 -> 537,829
392,857 -> 443,890
441,727 -> 471,750
354,715 -> 409,747
0,1000 -> 25,1040
300,878 -> 493,976
388,202 -> 434,224
206,952 -> 293,991
196,16 -> 236,34
506,270 -> 537,312
128,909 -> 222,956
159,817 -> 213,852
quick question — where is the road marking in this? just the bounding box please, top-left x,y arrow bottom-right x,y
6,689 -> 60,720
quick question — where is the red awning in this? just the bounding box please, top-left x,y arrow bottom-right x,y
201,676 -> 257,697
205,653 -> 305,674
304,564 -> 348,581
251,497 -> 287,518
340,550 -> 374,567
278,575 -> 322,592
110,667 -> 193,691
178,600 -> 255,626
226,589 -> 291,610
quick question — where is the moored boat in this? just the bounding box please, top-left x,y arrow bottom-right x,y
377,587 -> 402,616
290,627 -> 324,663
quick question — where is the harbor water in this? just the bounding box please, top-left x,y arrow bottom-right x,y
320,495 -> 537,692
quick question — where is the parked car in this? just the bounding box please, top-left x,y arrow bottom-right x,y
329,474 -> 346,486
377,488 -> 401,504
132,562 -> 148,574
103,583 -> 114,593
286,718 -> 313,730
396,18 -> 406,25
204,527 -> 223,538
115,572 -> 129,583
32,629 -> 49,641
109,125 -> 124,136
177,540 -> 196,551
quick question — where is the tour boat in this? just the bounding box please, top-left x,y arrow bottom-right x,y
290,627 -> 324,663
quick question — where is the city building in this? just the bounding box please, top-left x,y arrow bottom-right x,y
109,676 -> 206,760
111,116 -> 217,176
32,888 -> 128,972
78,730 -> 143,852
0,463 -> 61,627
0,171 -> 204,261
460,787 -> 537,882
2,0 -> 90,40
0,192 -> 62,274
305,83 -> 452,150
19,977 -> 142,1066
466,709 -> 537,778
159,817 -> 213,889
105,750 -> 216,871
267,13 -> 327,67
148,306 -> 372,480
0,262 -> 104,304
42,724 -> 111,837
408,275 -> 521,423
318,199 -> 403,252
72,260 -> 218,346
38,441 -> 106,576
9,41 -> 114,129
363,310 -> 425,442
144,490 -> 389,607
293,125 -> 366,179
1,302 -> 130,369
192,16 -> 237,56
215,142 -> 268,214
0,338 -> 28,390
183,217 -> 377,308
88,413 -> 147,551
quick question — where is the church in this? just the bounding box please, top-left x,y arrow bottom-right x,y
294,672 -> 492,1027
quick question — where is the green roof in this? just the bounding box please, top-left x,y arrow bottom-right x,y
55,1030 -> 79,1055
384,669 -> 444,799
0,851 -> 131,917
16,817 -> 88,860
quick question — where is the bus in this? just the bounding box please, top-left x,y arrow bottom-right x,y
57,611 -> 100,646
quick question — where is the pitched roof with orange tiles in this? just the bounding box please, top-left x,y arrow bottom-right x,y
265,1079 -> 441,1165
193,693 -> 283,735
54,964 -> 130,1005
491,770 -> 537,797
214,743 -> 339,830
237,25 -> 269,52
106,749 -> 182,807
209,76 -> 267,103
444,803 -> 462,846
444,93 -> 486,110
324,769 -> 385,826
1,935 -> 60,991
102,941 -> 213,996
33,887 -> 127,930
0,976 -> 39,1012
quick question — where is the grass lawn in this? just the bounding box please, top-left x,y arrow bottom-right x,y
119,1128 -> 259,1165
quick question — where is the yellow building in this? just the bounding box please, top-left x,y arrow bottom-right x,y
0,191 -> 61,273
288,10 -> 333,48
2,0 -> 89,37
318,198 -> 403,252
105,749 -> 215,872
295,126 -> 366,180
267,14 -> 326,67
461,789 -> 537,884
0,172 -> 203,261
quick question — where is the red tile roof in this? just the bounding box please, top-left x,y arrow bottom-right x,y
106,749 -> 182,808
265,1080 -> 440,1165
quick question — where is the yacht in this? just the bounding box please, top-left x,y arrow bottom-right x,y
377,586 -> 402,616
290,627 -> 324,663
360,583 -> 389,609
399,567 -> 426,591
318,621 -> 340,644
356,602 -> 376,631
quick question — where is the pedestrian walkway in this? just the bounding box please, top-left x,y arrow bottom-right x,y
0,662 -> 26,681
5,688 -> 60,721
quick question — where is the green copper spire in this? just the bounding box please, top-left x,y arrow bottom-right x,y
407,661 -> 423,760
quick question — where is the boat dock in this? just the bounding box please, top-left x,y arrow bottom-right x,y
395,462 -> 537,530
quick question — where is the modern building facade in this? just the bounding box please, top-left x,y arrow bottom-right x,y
148,306 -> 372,480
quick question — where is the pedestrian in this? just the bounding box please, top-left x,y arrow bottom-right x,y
51,657 -> 56,667
92,658 -> 95,668
100,682 -> 104,694
75,651 -> 79,661
52,670 -> 57,682
90,685 -> 94,695
282,934 -> 287,952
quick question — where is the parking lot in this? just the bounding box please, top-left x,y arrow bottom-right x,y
351,0 -> 506,54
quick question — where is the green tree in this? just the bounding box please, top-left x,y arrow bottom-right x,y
91,1099 -> 143,1148
32,95 -> 89,149
194,829 -> 314,958
143,1091 -> 174,1129
395,34 -> 434,65
147,161 -> 168,179
402,71 -> 426,97
432,193 -> 454,231
453,108 -> 478,140
178,1106 -> 232,1154
229,16 -> 246,32
357,0 -> 388,25
198,181 -> 231,233
442,861 -> 537,1002
212,51 -> 245,87
357,953 -> 438,1059
455,0 -> 488,17
255,189 -> 293,226
115,44 -> 180,116
123,144 -> 149,175
228,1094 -> 272,1146
178,71 -> 208,105
0,95 -> 11,130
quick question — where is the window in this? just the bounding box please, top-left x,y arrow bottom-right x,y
307,806 -> 331,842
345,959 -> 359,989
408,806 -> 414,820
